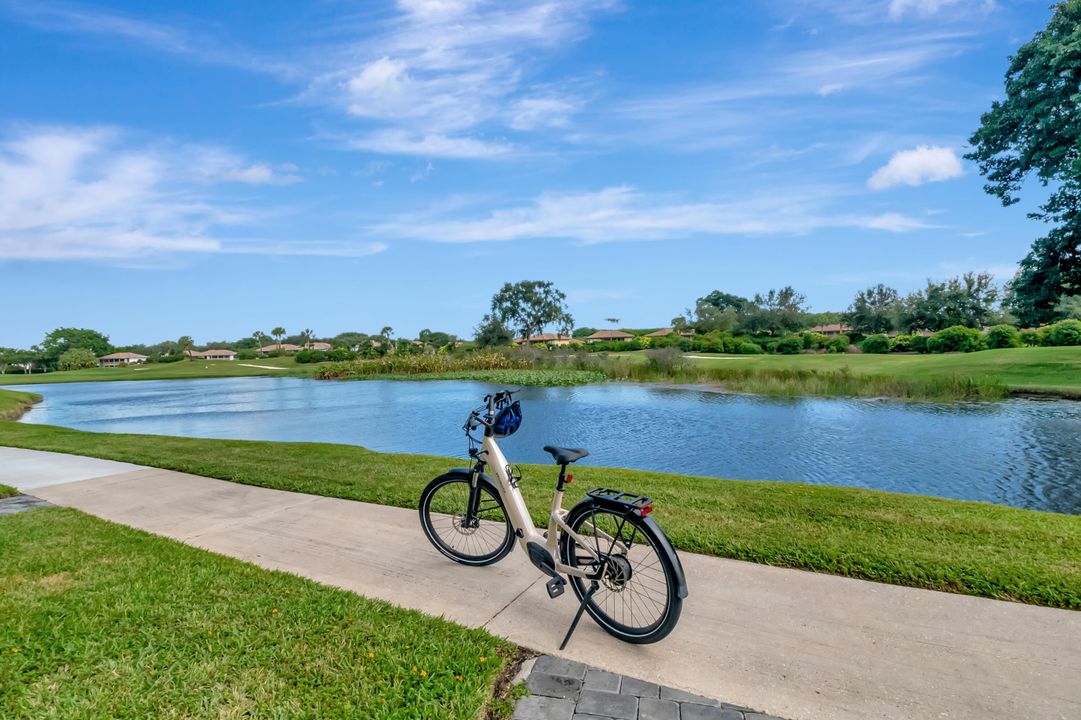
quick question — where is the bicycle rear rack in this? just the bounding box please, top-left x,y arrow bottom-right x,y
586,487 -> 654,516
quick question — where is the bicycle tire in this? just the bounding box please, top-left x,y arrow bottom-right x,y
559,503 -> 683,644
419,471 -> 515,566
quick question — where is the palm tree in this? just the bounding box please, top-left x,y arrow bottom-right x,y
178,335 -> 194,361
252,330 -> 268,349
271,327 -> 286,350
300,328 -> 314,348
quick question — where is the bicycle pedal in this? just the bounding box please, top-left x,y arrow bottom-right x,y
546,577 -> 565,599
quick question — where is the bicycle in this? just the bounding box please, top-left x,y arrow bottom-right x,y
419,390 -> 687,649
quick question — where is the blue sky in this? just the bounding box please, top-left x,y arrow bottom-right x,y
0,0 -> 1054,347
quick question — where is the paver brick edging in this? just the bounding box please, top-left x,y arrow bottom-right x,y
514,655 -> 786,720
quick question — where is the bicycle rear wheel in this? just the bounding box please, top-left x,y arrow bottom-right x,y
559,504 -> 683,644
419,472 -> 514,566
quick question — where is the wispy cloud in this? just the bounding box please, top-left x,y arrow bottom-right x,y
373,185 -> 935,244
2,0 -> 298,78
0,125 -> 374,261
307,0 -> 618,157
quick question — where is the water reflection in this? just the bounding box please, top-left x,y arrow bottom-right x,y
9,377 -> 1081,514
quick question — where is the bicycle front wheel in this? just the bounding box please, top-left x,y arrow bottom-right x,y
559,503 -> 683,644
419,472 -> 514,566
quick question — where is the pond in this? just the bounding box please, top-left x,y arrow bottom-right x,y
9,377 -> 1081,515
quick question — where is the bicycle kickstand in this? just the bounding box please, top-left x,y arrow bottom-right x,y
559,580 -> 599,651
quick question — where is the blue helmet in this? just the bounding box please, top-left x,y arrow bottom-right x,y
492,401 -> 522,437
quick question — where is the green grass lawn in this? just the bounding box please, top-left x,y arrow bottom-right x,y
0,484 -> 17,498
680,347 -> 1081,396
0,507 -> 516,719
0,390 -> 41,421
1,419 -> 1077,609
0,356 -> 324,386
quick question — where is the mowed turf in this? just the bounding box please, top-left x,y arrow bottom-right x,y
1,420 -> 1077,609
0,356 -> 322,385
683,347 -> 1081,396
0,507 -> 514,720
0,390 -> 40,421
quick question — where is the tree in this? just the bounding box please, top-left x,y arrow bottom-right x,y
700,290 -> 750,313
743,287 -> 807,335
271,327 -> 286,350
252,330 -> 268,349
488,280 -> 573,341
844,284 -> 900,335
418,329 -> 452,348
58,347 -> 98,371
1055,295 -> 1081,320
0,347 -> 31,374
332,331 -> 369,350
40,327 -> 111,367
299,328 -> 314,347
474,315 -> 514,348
899,273 -> 999,332
966,1 -> 1081,325
177,335 -> 194,360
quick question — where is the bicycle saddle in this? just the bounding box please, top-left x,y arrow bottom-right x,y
543,446 -> 590,465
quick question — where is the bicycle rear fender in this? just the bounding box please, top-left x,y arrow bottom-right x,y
568,494 -> 689,599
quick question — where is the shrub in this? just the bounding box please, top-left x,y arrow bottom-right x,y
927,325 -> 984,353
775,336 -> 802,355
984,324 -> 1021,349
58,347 -> 99,371
737,342 -> 763,354
295,350 -> 328,364
328,347 -> 357,361
890,335 -> 913,352
909,335 -> 929,353
237,350 -> 258,360
1040,319 -> 1081,346
827,335 -> 850,353
860,334 -> 891,354
644,347 -> 687,373
1019,329 -> 1040,347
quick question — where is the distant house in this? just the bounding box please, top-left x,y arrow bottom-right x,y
644,328 -> 695,339
584,330 -> 635,344
306,342 -> 332,351
99,352 -> 147,367
513,333 -> 575,347
203,349 -> 237,361
809,324 -> 852,337
185,349 -> 237,360
258,343 -> 304,355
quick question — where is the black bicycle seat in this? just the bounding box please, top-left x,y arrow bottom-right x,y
543,446 -> 590,465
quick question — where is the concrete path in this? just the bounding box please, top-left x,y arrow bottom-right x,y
2,446 -> 1079,720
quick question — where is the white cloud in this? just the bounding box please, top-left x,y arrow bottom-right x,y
888,0 -> 963,19
0,125 -> 368,261
373,185 -> 934,244
5,1 -> 296,78
221,163 -> 302,185
867,145 -> 963,190
345,130 -> 512,159
313,0 -> 616,157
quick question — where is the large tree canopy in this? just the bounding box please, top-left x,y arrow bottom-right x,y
899,273 -> 999,332
845,284 -> 900,335
966,0 -> 1081,325
488,280 -> 573,340
41,327 -> 111,364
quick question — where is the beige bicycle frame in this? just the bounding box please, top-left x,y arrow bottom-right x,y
481,433 -> 627,578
